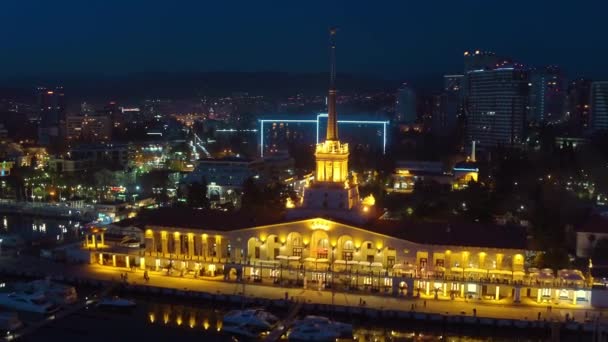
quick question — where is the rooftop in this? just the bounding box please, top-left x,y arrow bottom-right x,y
132,207 -> 528,250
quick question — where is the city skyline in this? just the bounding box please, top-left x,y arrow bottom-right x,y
2,1 -> 608,80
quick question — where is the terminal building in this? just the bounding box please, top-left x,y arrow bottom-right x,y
84,36 -> 596,309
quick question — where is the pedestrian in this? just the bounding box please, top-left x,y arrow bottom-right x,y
537,312 -> 541,320
411,303 -> 414,311
423,300 -> 426,308
473,308 -> 477,317
359,298 -> 362,305
284,291 -> 289,301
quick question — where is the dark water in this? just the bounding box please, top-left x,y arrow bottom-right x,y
0,214 -> 82,246
21,292 -> 559,342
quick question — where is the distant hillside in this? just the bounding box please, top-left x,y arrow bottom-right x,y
0,72 -> 402,103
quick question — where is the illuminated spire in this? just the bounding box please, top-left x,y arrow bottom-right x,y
326,27 -> 338,141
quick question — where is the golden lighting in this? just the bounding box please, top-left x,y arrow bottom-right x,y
163,312 -> 169,324
362,194 -> 375,206
203,319 -> 210,330
260,234 -> 267,242
363,206 -> 369,212
216,321 -> 223,331
311,220 -> 330,231
202,233 -> 208,239
148,313 -> 155,323
285,198 -> 295,209
189,315 -> 196,328
176,314 -> 183,326
396,169 -> 410,175
376,242 -> 383,250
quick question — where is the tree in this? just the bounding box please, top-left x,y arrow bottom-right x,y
240,177 -> 261,211
592,239 -> 608,265
186,180 -> 209,209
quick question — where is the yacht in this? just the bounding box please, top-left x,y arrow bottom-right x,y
0,312 -> 22,332
287,323 -> 340,341
0,292 -> 59,314
223,309 -> 278,331
293,315 -> 353,337
97,296 -> 136,309
16,279 -> 77,305
222,322 -> 269,339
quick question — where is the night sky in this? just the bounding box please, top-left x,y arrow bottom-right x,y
1,0 -> 607,79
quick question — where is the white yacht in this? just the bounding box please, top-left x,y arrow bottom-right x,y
0,292 -> 59,314
0,312 -> 22,332
223,309 -> 279,330
16,279 -> 78,305
97,296 -> 136,309
293,315 -> 353,337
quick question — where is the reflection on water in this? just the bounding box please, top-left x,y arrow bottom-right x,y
142,302 -> 541,342
146,303 -> 225,333
0,214 -> 81,244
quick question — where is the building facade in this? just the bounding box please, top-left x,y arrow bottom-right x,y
528,66 -> 565,124
464,65 -> 528,151
591,81 -> 608,132
395,83 -> 417,124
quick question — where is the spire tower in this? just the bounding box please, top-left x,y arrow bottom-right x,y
326,27 -> 338,141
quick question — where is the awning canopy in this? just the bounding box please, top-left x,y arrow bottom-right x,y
347,260 -> 359,265
371,262 -> 383,268
334,260 -> 346,265
276,255 -> 288,260
316,258 -> 329,263
303,257 -> 316,262
359,261 -> 371,266
288,256 -> 301,261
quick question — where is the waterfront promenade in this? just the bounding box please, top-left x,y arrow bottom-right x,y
0,255 -> 605,326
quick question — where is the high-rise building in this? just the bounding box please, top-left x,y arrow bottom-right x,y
464,58 -> 528,152
590,81 -> 608,132
565,79 -> 592,130
37,86 -> 66,145
463,50 -> 501,73
432,75 -> 463,136
528,66 -> 565,123
65,115 -> 112,142
395,83 -> 416,124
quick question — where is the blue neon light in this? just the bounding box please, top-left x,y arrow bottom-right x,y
259,114 -> 389,157
453,168 -> 479,172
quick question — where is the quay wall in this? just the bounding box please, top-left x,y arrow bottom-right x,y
0,267 -> 602,337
